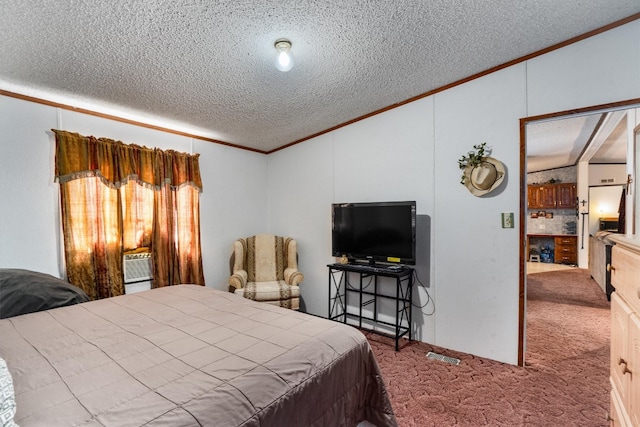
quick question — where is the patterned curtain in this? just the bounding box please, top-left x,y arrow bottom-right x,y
59,177 -> 124,299
54,130 -> 204,299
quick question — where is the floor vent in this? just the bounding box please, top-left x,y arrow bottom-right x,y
426,351 -> 461,365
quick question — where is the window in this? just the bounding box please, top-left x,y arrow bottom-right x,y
121,180 -> 154,251
54,130 -> 204,299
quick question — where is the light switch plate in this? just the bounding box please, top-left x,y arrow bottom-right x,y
501,212 -> 514,228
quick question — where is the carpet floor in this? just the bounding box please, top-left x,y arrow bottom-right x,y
365,268 -> 610,426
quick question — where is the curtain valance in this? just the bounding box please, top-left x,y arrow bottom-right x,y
53,129 -> 202,191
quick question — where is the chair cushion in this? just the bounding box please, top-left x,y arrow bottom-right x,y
259,297 -> 300,310
235,280 -> 300,301
245,235 -> 287,282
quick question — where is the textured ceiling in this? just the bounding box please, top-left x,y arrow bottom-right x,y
527,108 -> 635,173
527,115 -> 603,173
0,1 -> 639,153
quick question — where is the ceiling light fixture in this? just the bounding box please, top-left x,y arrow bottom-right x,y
274,39 -> 294,72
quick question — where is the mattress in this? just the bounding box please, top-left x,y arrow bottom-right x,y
0,285 -> 396,426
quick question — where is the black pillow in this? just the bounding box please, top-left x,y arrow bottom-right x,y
0,269 -> 90,319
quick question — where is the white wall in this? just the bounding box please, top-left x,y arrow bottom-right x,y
266,133 -> 336,317
526,21 -> 640,116
267,99 -> 435,325
0,95 -> 269,289
267,19 -> 640,364
577,161 -> 591,267
0,98 -> 62,275
588,164 -> 627,186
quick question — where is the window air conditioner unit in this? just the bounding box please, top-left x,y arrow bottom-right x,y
123,252 -> 152,283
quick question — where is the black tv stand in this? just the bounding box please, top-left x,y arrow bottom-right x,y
327,263 -> 413,351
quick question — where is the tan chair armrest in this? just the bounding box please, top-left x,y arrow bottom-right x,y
229,270 -> 248,291
285,268 -> 303,286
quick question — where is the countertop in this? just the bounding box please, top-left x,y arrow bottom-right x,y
527,234 -> 577,238
608,234 -> 640,254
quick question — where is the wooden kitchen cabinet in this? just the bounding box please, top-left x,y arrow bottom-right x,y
527,185 -> 541,209
538,185 -> 557,209
527,183 -> 577,209
556,183 -> 577,208
609,240 -> 640,427
528,184 -> 556,209
554,236 -> 577,264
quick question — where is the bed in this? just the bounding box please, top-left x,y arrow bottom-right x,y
0,277 -> 396,426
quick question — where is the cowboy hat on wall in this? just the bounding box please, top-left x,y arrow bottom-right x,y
458,143 -> 506,197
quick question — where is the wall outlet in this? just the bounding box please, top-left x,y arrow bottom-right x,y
501,212 -> 514,229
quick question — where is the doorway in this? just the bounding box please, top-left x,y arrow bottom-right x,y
518,100 -> 639,366
588,185 -> 626,235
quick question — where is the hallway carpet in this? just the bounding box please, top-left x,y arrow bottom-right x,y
365,268 -> 610,426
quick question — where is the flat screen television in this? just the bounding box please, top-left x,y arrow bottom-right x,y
331,201 -> 416,265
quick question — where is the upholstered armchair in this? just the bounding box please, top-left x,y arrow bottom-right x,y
229,234 -> 303,310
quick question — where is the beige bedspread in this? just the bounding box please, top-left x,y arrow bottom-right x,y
0,285 -> 396,426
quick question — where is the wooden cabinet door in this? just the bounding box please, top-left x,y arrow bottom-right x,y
611,245 -> 640,314
610,389 -> 626,427
556,183 -> 577,208
538,185 -> 557,208
528,184 -> 556,209
527,185 -> 541,209
611,293 -> 632,409
629,313 -> 640,427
